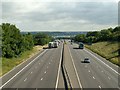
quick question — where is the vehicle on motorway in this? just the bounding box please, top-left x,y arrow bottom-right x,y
54,40 -> 61,45
79,42 -> 84,49
48,42 -> 54,48
53,42 -> 58,48
84,58 -> 90,63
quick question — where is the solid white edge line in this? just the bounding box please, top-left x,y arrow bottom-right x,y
40,78 -> 43,81
84,49 -> 120,76
24,78 -> 27,82
0,49 -> 47,89
55,44 -> 63,89
68,46 -> 83,89
0,49 -> 44,79
99,85 -> 101,88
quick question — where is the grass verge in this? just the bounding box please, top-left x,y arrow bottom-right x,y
85,41 -> 120,66
0,45 -> 47,76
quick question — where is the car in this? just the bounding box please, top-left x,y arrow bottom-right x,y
79,42 -> 84,49
84,58 -> 90,63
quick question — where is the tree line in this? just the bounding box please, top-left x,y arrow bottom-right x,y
1,23 -> 53,58
74,26 -> 120,44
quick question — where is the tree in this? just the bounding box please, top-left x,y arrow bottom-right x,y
34,33 -> 53,45
2,23 -> 34,58
74,34 -> 86,42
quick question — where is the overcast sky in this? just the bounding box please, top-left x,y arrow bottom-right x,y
1,0 -> 119,32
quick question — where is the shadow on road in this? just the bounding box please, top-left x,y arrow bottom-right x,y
73,47 -> 79,49
81,61 -> 85,63
43,47 -> 49,49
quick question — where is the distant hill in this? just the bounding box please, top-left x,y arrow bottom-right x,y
21,31 -> 87,37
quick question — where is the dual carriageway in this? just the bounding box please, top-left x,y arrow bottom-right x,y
0,40 -> 119,89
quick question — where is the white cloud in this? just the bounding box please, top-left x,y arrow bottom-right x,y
2,0 -> 119,2
1,1 -> 118,31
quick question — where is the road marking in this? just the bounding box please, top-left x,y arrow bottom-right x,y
39,63 -> 40,65
41,78 -> 43,81
31,72 -> 33,74
49,62 -> 51,64
88,70 -> 90,72
0,50 -> 47,89
68,47 -> 83,88
44,71 -> 46,74
101,71 -> 103,73
99,85 -> 101,88
55,45 -> 63,88
84,49 -> 120,75
93,76 -> 95,79
24,78 -> 27,82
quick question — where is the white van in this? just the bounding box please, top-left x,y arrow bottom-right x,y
48,42 -> 54,48
53,42 -> 58,48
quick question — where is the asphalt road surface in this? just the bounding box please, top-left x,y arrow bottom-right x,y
1,43 -> 63,89
0,41 -> 119,89
67,41 -> 119,89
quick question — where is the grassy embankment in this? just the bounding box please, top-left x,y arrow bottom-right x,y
0,45 -> 48,76
85,41 -> 119,66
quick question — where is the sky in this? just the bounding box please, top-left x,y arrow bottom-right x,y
1,0 -> 119,32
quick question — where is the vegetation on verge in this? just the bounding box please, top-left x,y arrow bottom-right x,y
1,45 -> 44,76
74,26 -> 120,43
2,23 -> 34,58
0,23 -> 53,76
85,42 -> 119,66
74,26 -> 120,66
1,23 -> 53,58
33,32 -> 53,46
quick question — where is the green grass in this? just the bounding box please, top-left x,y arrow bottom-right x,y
0,46 -> 41,76
85,41 -> 120,66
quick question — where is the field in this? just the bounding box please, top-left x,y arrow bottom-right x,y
85,41 -> 119,66
0,45 -> 47,76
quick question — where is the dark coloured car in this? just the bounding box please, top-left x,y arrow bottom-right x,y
84,58 -> 90,63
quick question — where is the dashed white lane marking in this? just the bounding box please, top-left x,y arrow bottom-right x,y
41,78 -> 43,81
39,63 -> 40,65
99,85 -> 101,88
84,49 -> 120,75
68,46 -> 83,88
88,70 -> 90,72
0,50 -> 47,89
44,71 -> 46,74
24,78 -> 27,82
93,76 -> 95,79
108,77 -> 111,80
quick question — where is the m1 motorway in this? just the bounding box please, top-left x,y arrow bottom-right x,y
0,41 -> 119,89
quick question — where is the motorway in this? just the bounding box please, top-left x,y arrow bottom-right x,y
67,42 -> 119,89
1,43 -> 63,88
0,41 -> 120,89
